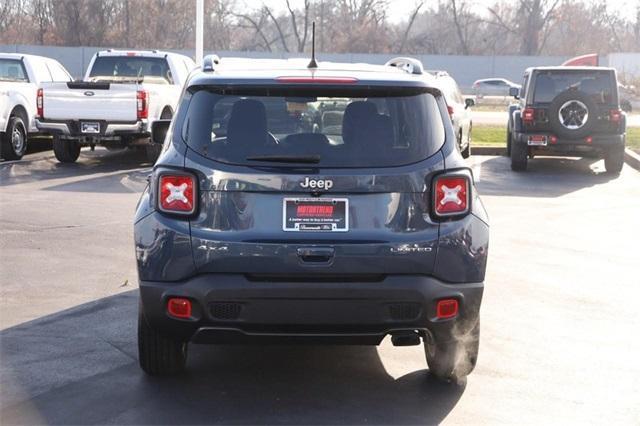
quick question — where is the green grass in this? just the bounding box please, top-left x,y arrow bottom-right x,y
471,104 -> 510,112
472,124 -> 640,152
627,127 -> 640,151
472,125 -> 507,146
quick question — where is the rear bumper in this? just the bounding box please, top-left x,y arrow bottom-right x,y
35,118 -> 148,139
139,274 -> 483,345
515,132 -> 624,155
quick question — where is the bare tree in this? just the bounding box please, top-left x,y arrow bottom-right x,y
518,0 -> 561,55
286,0 -> 311,52
30,0 -> 52,44
234,9 -> 275,52
264,6 -> 291,52
450,0 -> 470,55
635,0 -> 640,49
0,0 -> 638,56
397,1 -> 423,53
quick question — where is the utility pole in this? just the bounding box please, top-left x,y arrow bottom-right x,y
196,0 -> 204,66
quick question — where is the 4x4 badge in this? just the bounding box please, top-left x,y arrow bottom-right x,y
300,177 -> 333,190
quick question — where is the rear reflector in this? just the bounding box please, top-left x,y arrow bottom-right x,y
433,174 -> 470,217
36,88 -> 43,118
167,298 -> 192,319
550,135 -> 558,144
158,174 -> 196,215
585,136 -> 593,144
276,76 -> 358,84
436,299 -> 459,319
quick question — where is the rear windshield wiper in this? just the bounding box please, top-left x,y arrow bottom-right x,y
245,155 -> 320,164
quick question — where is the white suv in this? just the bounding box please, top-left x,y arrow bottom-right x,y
429,70 -> 474,158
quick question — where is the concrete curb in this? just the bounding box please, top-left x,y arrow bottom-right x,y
472,146 -> 640,172
473,146 -> 506,156
624,148 -> 640,171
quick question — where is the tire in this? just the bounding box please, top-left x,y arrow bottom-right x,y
461,138 -> 471,159
621,100 -> 632,113
1,116 -> 28,160
604,144 -> 624,175
425,321 -> 480,382
506,129 -> 512,156
510,135 -> 528,171
138,306 -> 188,376
52,136 -> 81,163
548,90 -> 597,139
145,108 -> 172,163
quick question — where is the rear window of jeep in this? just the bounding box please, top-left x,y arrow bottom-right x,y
181,85 -> 445,168
533,71 -> 615,104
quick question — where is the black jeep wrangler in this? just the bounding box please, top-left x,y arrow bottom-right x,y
507,67 -> 626,173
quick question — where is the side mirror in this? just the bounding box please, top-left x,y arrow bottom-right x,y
151,119 -> 171,145
465,98 -> 475,108
509,87 -> 520,98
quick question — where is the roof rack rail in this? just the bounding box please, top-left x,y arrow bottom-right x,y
385,57 -> 424,75
203,55 -> 220,72
426,69 -> 450,77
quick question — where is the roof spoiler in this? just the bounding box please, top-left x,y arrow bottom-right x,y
385,57 -> 424,75
203,54 -> 220,72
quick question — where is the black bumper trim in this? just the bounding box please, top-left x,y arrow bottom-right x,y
139,274 -> 483,345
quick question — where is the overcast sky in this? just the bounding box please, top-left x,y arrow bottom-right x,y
251,0 -> 636,23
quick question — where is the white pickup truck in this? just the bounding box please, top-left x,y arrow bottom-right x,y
36,50 -> 195,163
1,53 -> 72,160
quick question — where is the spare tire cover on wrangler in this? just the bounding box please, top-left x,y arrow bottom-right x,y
548,90 -> 597,139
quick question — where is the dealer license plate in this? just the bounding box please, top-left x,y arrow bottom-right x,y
283,198 -> 348,232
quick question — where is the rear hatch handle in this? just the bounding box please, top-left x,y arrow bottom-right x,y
297,247 -> 335,264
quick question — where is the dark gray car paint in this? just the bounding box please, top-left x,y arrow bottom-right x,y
134,71 -> 489,349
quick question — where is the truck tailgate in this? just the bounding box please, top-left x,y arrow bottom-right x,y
41,82 -> 138,121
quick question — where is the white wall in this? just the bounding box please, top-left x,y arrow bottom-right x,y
3,44 -> 637,90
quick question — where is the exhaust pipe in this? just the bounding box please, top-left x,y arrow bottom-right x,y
391,330 -> 421,346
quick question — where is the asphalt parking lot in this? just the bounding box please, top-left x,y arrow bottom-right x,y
1,148 -> 639,424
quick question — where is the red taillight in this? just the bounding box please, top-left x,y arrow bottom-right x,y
433,174 -> 470,217
447,105 -> 454,120
610,108 -> 622,123
36,88 -> 43,118
158,174 -> 196,215
275,76 -> 358,84
522,107 -> 535,125
167,298 -> 192,319
137,90 -> 148,120
436,299 -> 459,319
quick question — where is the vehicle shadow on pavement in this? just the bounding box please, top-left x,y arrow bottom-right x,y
475,155 -> 619,198
0,148 -> 152,189
41,168 -> 150,193
0,291 -> 464,425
